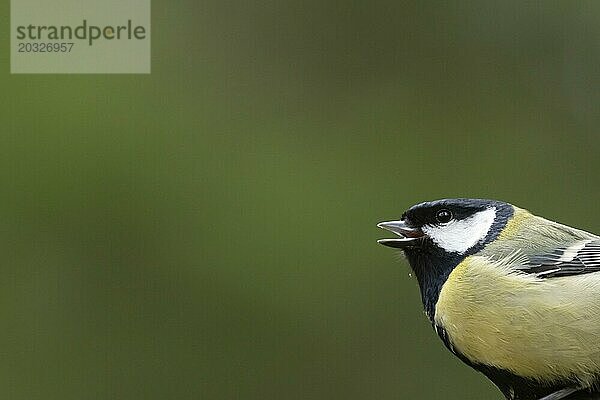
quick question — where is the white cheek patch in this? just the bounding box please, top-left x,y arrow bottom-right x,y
422,208 -> 497,254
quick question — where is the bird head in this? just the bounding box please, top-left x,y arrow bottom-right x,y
378,198 -> 514,256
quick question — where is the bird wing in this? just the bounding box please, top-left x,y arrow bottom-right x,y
518,239 -> 600,278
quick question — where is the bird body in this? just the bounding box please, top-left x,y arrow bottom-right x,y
378,200 -> 600,400
436,254 -> 600,385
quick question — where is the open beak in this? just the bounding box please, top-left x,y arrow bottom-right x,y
377,220 -> 425,249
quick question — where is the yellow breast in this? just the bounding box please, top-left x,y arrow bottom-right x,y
434,255 -> 600,385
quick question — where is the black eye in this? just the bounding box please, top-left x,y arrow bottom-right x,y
435,209 -> 452,224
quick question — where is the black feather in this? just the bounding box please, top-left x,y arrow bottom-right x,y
521,240 -> 600,278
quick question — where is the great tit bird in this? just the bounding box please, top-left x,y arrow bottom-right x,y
377,199 -> 600,400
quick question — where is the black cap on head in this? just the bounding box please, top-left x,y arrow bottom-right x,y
402,198 -> 511,230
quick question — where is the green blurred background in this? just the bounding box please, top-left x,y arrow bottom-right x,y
1,1 -> 599,399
